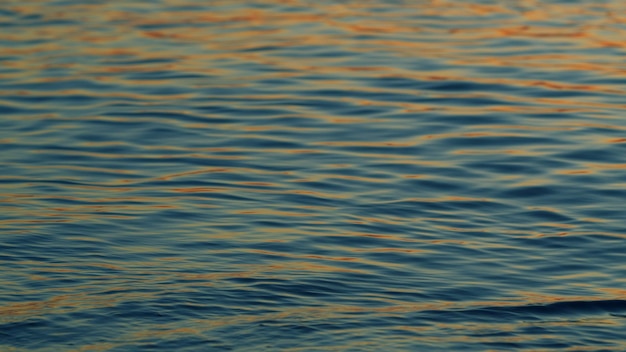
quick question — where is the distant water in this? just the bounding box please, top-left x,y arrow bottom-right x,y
1,0 -> 626,350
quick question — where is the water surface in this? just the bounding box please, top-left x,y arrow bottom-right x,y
1,0 -> 626,350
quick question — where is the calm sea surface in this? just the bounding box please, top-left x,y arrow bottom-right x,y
1,0 -> 626,350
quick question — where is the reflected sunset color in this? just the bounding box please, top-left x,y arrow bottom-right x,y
1,0 -> 626,350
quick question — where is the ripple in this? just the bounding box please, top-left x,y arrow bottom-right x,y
1,0 -> 626,350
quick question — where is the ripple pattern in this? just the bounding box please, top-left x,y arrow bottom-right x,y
1,0 -> 626,350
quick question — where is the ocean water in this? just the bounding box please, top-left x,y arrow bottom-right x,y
1,0 -> 626,350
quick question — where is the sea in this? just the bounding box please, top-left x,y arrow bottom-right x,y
1,0 -> 626,351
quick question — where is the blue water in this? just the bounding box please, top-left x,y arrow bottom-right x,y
1,0 -> 626,350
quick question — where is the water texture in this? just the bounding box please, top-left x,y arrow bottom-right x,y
1,0 -> 626,350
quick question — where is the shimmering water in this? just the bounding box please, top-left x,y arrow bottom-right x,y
1,0 -> 626,350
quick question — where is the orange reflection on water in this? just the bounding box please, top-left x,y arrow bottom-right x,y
234,209 -> 315,217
